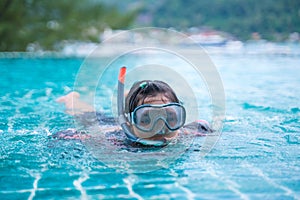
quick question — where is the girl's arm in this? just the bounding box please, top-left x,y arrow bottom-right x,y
56,91 -> 101,127
54,92 -> 96,140
55,92 -> 120,140
56,91 -> 95,115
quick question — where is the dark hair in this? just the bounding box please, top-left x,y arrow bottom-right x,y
125,80 -> 179,113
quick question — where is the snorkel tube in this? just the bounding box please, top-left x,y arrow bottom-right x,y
117,67 -> 137,142
117,67 -> 167,146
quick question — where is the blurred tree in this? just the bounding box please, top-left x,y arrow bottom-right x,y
0,0 -> 137,51
141,0 -> 300,41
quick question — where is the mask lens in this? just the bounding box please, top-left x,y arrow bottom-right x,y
166,107 -> 180,128
135,108 -> 152,129
132,103 -> 186,132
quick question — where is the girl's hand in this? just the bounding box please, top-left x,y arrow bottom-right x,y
56,92 -> 95,115
183,120 -> 213,136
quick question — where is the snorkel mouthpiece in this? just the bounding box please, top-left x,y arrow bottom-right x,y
117,67 -> 168,147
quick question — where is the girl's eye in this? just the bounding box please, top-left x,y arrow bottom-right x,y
167,111 -> 177,123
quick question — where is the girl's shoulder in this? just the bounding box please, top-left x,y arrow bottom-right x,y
74,112 -> 117,127
52,112 -> 119,140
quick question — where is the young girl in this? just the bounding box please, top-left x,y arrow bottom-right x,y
55,71 -> 213,147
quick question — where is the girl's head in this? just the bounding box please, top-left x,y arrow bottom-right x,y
125,80 -> 184,141
125,80 -> 180,113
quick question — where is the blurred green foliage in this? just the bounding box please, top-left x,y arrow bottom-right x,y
145,0 -> 300,41
0,0 -> 137,51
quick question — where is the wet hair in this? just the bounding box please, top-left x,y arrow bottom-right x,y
125,80 -> 180,113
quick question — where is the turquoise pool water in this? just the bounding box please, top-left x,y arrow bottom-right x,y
1,43 -> 300,199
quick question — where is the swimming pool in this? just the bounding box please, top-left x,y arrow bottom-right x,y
0,43 -> 300,199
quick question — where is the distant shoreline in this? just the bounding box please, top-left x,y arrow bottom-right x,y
0,41 -> 299,58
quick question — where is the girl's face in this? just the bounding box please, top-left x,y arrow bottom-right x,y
131,93 -> 179,141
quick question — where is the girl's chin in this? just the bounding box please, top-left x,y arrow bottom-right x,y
132,126 -> 179,141
145,131 -> 178,141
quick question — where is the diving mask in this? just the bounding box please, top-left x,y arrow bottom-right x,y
128,103 -> 186,136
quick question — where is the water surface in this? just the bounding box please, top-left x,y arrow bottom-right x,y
0,43 -> 299,199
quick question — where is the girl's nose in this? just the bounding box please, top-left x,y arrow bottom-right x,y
153,119 -> 166,134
